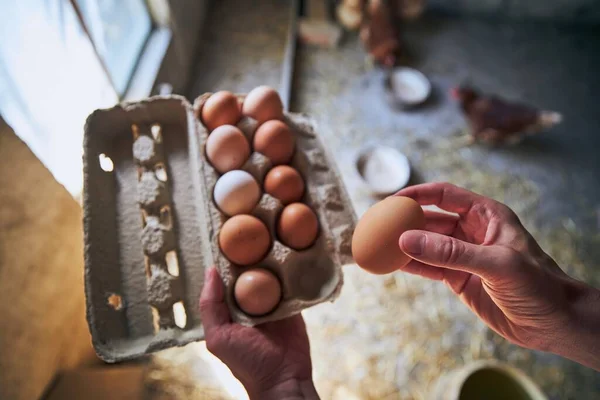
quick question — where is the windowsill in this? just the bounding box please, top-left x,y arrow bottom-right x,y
122,27 -> 172,102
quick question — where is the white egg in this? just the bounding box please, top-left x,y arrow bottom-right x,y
214,170 -> 261,216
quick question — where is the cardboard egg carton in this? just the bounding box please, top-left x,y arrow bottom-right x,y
83,94 -> 355,362
193,92 -> 356,326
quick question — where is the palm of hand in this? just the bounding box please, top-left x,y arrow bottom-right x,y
214,315 -> 312,393
446,206 -> 569,347
200,267 -> 314,398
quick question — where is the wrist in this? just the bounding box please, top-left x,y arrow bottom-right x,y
554,279 -> 600,370
249,378 -> 319,400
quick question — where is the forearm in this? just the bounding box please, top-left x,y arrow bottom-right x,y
553,281 -> 600,371
249,378 -> 320,400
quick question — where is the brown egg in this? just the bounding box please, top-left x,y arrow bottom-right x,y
206,125 -> 250,173
234,268 -> 282,316
253,120 -> 295,165
277,203 -> 319,250
242,86 -> 284,123
201,91 -> 241,131
351,196 -> 425,275
219,215 -> 270,265
264,166 -> 305,205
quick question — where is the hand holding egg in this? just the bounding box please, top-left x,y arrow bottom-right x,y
199,267 -> 314,397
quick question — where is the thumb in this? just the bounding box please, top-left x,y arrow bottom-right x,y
199,267 -> 231,333
399,230 -> 508,279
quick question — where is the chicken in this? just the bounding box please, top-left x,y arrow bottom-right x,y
339,0 -> 424,30
359,0 -> 402,67
451,86 -> 563,146
336,0 -> 365,31
393,0 -> 425,20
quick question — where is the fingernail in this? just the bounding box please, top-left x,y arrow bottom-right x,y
402,232 -> 425,255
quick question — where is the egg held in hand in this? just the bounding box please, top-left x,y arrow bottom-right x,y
351,196 -> 425,275
234,268 -> 282,316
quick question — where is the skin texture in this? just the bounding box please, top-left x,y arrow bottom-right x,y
200,182 -> 600,399
397,182 -> 600,371
199,268 -> 318,400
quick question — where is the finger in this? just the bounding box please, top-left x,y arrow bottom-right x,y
423,210 -> 458,235
401,260 -> 476,298
396,182 -> 480,215
400,259 -> 474,296
399,259 -> 445,281
399,230 -> 513,278
199,267 -> 231,334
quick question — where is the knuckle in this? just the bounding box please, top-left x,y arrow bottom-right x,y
443,182 -> 458,191
470,203 -> 487,220
199,297 -> 216,315
494,202 -> 519,222
439,237 -> 463,265
439,239 -> 453,264
503,248 -> 524,268
198,298 -> 210,314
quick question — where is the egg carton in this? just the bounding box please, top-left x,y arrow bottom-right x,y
83,94 -> 356,362
193,92 -> 356,326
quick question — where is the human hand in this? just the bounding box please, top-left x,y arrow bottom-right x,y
199,267 -> 319,400
396,182 -> 600,370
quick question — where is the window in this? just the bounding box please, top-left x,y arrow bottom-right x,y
0,0 -> 160,195
74,0 -> 153,95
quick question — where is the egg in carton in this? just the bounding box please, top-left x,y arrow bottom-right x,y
82,89 -> 356,362
192,88 -> 356,327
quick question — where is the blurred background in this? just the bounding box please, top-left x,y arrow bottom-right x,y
1,0 -> 599,399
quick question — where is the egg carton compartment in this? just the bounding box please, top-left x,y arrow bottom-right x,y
193,93 -> 356,326
83,96 -> 212,362
83,94 -> 356,362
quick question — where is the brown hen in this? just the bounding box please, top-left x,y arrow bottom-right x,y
451,86 -> 563,146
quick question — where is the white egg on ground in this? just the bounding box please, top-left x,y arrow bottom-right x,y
214,170 -> 261,216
